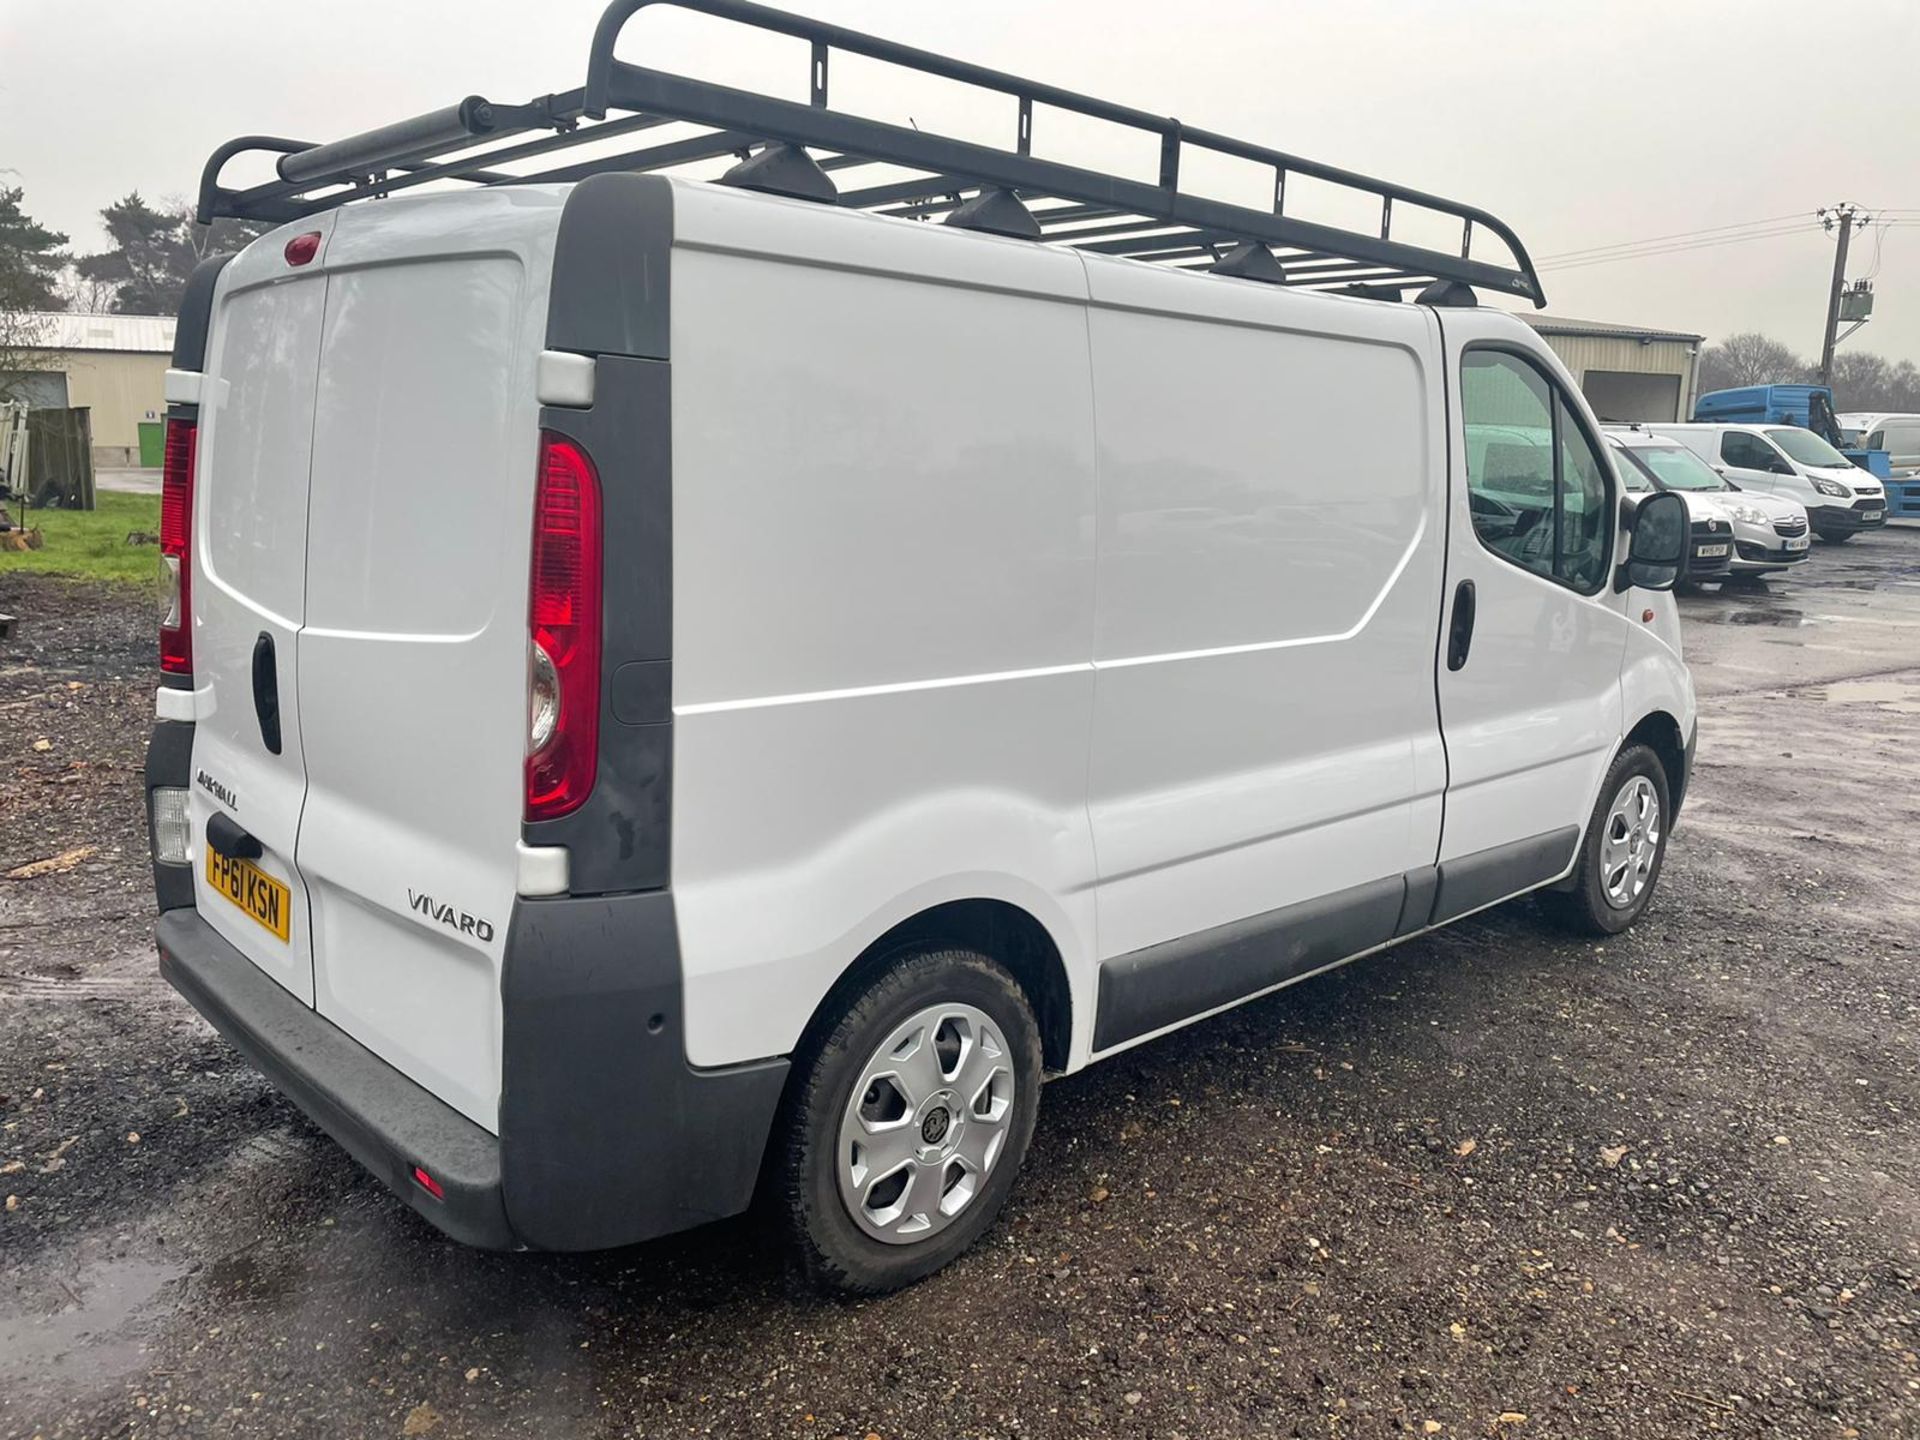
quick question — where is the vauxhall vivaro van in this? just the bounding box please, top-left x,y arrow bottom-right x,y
146,0 -> 1696,1293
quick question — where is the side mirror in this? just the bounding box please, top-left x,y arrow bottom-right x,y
1618,490 -> 1687,592
1770,460 -> 1796,476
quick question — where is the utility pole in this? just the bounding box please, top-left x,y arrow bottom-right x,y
1817,203 -> 1862,386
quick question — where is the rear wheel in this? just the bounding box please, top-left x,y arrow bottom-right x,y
770,947 -> 1042,1294
1540,744 -> 1671,937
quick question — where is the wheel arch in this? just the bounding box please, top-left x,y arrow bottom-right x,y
1622,708 -> 1689,817
795,898 -> 1075,1076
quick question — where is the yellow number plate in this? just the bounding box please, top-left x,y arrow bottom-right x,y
206,849 -> 292,943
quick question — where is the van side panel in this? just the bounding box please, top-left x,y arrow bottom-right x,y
665,187 -> 1099,1070
1080,262 -> 1448,983
293,191 -> 564,1131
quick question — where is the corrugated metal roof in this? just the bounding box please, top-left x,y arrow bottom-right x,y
1521,313 -> 1704,344
20,311 -> 177,354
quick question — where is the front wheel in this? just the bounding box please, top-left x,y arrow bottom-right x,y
769,947 -> 1043,1294
1540,745 -> 1671,936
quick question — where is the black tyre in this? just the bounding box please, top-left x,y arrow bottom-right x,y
1540,744 -> 1672,937
1815,529 -> 1853,544
769,946 -> 1043,1294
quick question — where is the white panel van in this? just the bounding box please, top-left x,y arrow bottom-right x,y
1655,422 -> 1886,542
1838,413 -> 1920,478
145,0 -> 1697,1293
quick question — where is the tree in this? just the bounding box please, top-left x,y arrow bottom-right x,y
0,186 -> 68,311
73,193 -> 267,315
73,192 -> 191,314
1828,351 -> 1920,414
56,267 -> 118,314
1697,332 -> 1811,393
0,184 -> 68,402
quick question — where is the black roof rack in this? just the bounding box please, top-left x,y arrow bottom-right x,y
195,0 -> 1546,306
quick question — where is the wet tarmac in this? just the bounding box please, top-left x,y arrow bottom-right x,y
4,529 -> 1920,1438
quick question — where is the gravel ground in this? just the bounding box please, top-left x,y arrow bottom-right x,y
3,536 -> 1920,1440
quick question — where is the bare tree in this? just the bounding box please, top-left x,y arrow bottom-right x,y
1828,352 -> 1920,414
1697,332 -> 1811,393
55,267 -> 118,314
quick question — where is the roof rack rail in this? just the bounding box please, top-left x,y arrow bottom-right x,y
196,0 -> 1546,306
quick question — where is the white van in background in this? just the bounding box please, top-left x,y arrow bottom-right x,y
1605,427 -> 1810,579
1838,413 -> 1920,478
1656,423 -> 1886,542
145,0 -> 1698,1294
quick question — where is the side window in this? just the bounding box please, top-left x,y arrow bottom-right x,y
1461,350 -> 1613,592
1721,432 -> 1773,470
1556,397 -> 1612,591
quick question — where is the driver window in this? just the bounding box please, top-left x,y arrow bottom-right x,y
1721,432 -> 1775,471
1461,350 -> 1613,593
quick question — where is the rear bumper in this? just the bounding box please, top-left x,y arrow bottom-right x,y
150,716 -> 790,1254
158,909 -> 516,1248
155,897 -> 793,1252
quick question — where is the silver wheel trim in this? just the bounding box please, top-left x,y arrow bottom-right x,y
836,1001 -> 1016,1246
1600,774 -> 1662,910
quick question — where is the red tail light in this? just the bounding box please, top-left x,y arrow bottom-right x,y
159,417 -> 197,675
525,433 -> 602,821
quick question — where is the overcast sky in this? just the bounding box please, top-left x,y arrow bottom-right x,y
6,0 -> 1917,360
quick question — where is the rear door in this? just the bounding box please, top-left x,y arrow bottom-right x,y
1432,312 -> 1629,914
188,220 -> 339,1003
292,190 -> 564,1132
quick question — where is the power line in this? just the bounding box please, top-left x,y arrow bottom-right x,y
1539,222 -> 1819,273
1536,212 -> 1808,263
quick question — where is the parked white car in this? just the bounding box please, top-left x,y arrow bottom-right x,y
1656,423 -> 1885,542
1606,427 -> 1810,579
142,2 -> 1699,1293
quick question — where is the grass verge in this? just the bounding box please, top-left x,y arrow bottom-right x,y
1,493 -> 166,586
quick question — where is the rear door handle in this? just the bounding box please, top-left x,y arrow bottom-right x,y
1446,579 -> 1477,672
251,632 -> 283,755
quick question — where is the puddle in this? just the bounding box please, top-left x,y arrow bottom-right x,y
1689,606 -> 1815,628
0,1256 -> 184,1388
1817,679 -> 1920,714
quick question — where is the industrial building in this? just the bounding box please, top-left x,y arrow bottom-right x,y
8,312 -> 176,468
1521,314 -> 1704,424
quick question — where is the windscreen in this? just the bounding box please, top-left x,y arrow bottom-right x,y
1606,443 -> 1653,492
1766,427 -> 1848,468
1630,444 -> 1725,492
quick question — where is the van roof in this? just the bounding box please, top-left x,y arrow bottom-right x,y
197,0 -> 1546,309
